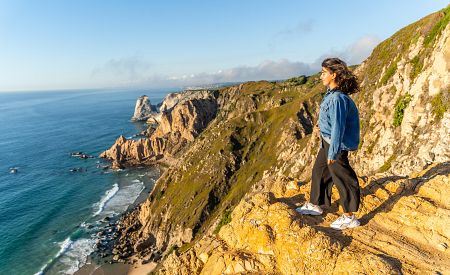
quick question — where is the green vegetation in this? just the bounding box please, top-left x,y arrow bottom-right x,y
177,242 -> 194,254
431,90 -> 450,120
409,55 -> 424,81
424,6 -> 450,47
366,142 -> 375,154
285,75 -> 307,86
379,61 -> 397,87
167,245 -> 178,255
379,154 -> 397,173
393,94 -> 412,127
214,209 -> 232,234
360,6 -> 448,93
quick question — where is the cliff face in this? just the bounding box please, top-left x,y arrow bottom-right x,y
105,6 -> 450,274
159,90 -> 218,112
352,10 -> 450,176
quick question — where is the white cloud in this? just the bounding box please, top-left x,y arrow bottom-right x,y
269,19 -> 314,50
139,59 -> 318,88
91,55 -> 152,81
317,35 -> 381,66
161,36 -> 380,87
274,19 -> 314,37
345,35 -> 381,64
91,35 -> 381,89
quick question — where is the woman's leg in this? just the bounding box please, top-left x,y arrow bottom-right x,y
310,145 -> 334,206
327,151 -> 360,213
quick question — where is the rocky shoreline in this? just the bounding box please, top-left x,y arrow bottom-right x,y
75,89 -> 220,272
71,88 -> 226,273
74,164 -> 165,275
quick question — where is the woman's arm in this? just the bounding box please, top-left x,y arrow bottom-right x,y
327,96 -> 348,161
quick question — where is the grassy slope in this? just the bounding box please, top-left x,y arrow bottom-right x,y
144,77 -> 324,253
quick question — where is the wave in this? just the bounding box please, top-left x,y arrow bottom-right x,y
34,237 -> 74,275
58,238 -> 96,274
100,180 -> 144,217
93,183 -> 119,216
35,177 -> 148,274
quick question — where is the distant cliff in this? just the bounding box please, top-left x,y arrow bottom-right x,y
100,89 -> 219,169
131,95 -> 158,122
101,6 -> 450,274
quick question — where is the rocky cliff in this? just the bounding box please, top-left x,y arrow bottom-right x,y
100,89 -> 219,168
131,95 -> 158,122
103,6 -> 450,274
159,163 -> 450,274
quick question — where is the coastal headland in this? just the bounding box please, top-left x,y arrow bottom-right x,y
92,6 -> 450,274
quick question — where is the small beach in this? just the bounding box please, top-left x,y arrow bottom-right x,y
74,258 -> 157,275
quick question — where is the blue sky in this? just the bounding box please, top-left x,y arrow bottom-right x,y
0,0 -> 448,91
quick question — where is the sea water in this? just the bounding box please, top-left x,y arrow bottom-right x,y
0,88 -> 174,274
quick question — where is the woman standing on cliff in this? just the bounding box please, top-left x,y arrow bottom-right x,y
297,57 -> 361,230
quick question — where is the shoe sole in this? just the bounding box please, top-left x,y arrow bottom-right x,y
330,222 -> 360,230
296,209 -> 323,216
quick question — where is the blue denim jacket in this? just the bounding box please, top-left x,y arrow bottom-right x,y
318,88 -> 360,160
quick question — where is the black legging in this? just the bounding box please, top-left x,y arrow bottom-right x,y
310,139 -> 360,213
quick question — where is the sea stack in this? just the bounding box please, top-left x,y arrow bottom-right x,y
131,95 -> 157,122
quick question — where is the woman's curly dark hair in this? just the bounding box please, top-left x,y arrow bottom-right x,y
322,58 -> 359,95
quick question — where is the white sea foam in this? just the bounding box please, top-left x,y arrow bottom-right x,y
34,237 -> 74,275
57,238 -> 74,258
93,183 -> 119,216
100,180 -> 144,217
38,178 -> 147,274
58,238 -> 96,274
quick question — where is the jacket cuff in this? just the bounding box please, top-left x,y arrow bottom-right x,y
327,151 -> 338,161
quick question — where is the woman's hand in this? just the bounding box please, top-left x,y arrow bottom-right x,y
327,159 -> 336,165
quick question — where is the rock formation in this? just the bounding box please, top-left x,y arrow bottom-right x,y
100,89 -> 219,167
131,95 -> 158,122
159,89 -> 218,112
102,6 -> 450,275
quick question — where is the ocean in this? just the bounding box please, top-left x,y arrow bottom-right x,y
0,88 -> 173,274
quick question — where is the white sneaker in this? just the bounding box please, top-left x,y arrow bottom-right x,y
330,214 -> 360,230
296,202 -> 323,215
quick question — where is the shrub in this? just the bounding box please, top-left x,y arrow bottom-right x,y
431,91 -> 449,120
286,75 -> 307,86
167,244 -> 178,255
393,94 -> 412,127
410,55 -> 424,80
379,154 -> 397,173
214,209 -> 232,234
380,62 -> 397,86
366,141 -> 376,154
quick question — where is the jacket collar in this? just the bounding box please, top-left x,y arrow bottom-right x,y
327,87 -> 339,93
325,87 -> 340,97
